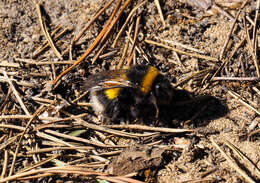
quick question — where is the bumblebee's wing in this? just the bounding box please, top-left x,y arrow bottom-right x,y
84,69 -> 134,91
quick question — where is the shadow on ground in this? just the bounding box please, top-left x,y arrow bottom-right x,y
158,89 -> 229,128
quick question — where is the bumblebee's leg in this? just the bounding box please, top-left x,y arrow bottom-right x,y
150,93 -> 159,118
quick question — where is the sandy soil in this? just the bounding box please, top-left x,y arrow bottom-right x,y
0,0 -> 259,182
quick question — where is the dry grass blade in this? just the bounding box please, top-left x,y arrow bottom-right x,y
0,134 -> 21,150
17,173 -> 54,181
99,0 -> 123,45
18,155 -> 60,174
8,105 -> 45,176
32,25 -> 61,57
154,0 -> 166,28
252,0 -> 260,53
76,119 -> 143,138
156,37 -> 206,54
52,0 -> 127,84
36,131 -> 79,149
0,61 -> 19,67
118,31 -> 131,69
91,39 -> 110,64
175,69 -> 211,87
0,124 -> 26,131
0,166 -> 108,183
227,90 -> 260,115
1,150 -> 8,178
43,129 -> 128,148
252,87 -> 260,96
126,31 -> 149,62
223,139 -> 260,179
97,175 -> 145,183
212,4 -> 235,21
127,15 -> 141,66
211,77 -> 259,81
112,0 -> 147,48
219,0 -> 249,60
33,26 -> 70,58
100,0 -> 134,47
1,70 -> 30,115
145,39 -> 218,62
104,124 -> 193,133
0,77 -> 34,88
0,115 -> 63,121
0,135 -> 7,144
179,178 -> 216,183
35,3 -> 62,59
243,12 -> 260,78
26,146 -> 94,155
65,0 -> 116,55
15,58 -> 75,65
210,137 -> 256,183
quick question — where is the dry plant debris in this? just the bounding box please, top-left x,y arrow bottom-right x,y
0,0 -> 260,182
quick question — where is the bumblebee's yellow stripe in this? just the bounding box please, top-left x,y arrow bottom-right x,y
105,88 -> 121,99
141,66 -> 159,94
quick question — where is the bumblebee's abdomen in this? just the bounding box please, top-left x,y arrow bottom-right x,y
92,88 -> 136,121
105,88 -> 121,99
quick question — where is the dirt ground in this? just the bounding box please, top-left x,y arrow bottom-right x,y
0,0 -> 260,182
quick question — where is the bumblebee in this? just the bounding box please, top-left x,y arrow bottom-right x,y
84,65 -> 173,123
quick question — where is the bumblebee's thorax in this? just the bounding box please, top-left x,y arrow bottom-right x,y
103,65 -> 159,100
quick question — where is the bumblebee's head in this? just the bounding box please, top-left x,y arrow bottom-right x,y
153,74 -> 173,105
